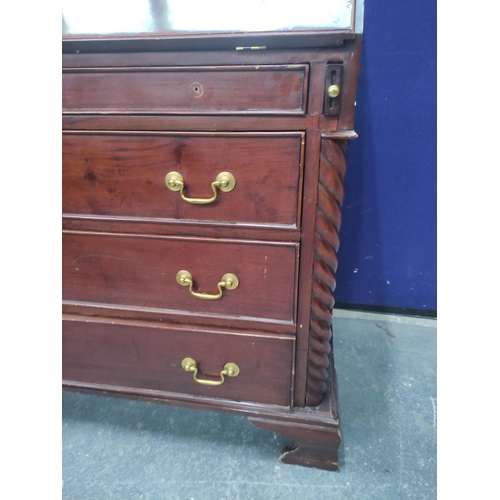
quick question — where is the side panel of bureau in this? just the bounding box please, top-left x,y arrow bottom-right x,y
62,315 -> 294,406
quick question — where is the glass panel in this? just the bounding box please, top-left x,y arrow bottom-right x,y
62,0 -> 355,36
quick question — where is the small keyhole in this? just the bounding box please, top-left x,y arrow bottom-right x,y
191,82 -> 204,97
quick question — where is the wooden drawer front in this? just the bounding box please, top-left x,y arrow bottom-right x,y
62,65 -> 308,115
62,316 -> 293,406
62,132 -> 303,228
63,232 -> 298,324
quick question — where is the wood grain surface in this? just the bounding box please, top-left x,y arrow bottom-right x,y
61,17 -> 364,470
63,231 -> 298,324
63,131 -> 304,227
305,139 -> 346,406
63,315 -> 294,406
63,65 -> 308,115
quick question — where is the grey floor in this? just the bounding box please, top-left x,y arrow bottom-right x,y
62,310 -> 437,499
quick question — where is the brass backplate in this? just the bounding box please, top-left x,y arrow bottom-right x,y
176,270 -> 192,286
223,362 -> 240,377
165,171 -> 183,191
221,273 -> 239,290
181,357 -> 197,371
215,172 -> 236,192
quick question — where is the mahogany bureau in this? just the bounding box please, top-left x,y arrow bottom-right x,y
62,1 -> 364,471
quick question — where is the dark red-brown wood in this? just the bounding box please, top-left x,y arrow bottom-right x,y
62,44 -> 360,130
62,217 -> 301,243
305,139 -> 347,406
63,131 -> 304,228
249,418 -> 341,471
251,349 -> 341,470
61,11 -> 363,470
63,65 -> 308,116
62,32 -> 354,53
62,114 -> 332,133
63,315 -> 294,406
61,303 -> 298,334
63,231 -> 298,324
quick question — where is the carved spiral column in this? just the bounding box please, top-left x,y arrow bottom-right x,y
305,139 -> 347,407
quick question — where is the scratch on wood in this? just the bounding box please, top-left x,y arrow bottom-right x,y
72,254 -> 138,264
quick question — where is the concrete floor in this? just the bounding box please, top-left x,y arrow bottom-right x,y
62,310 -> 437,499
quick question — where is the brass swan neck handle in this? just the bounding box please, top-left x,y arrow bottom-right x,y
181,357 -> 240,386
176,270 -> 239,300
165,171 -> 236,205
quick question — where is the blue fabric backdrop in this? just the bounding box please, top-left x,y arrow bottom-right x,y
335,1 -> 437,312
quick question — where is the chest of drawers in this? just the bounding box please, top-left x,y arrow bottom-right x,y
62,0 -> 363,471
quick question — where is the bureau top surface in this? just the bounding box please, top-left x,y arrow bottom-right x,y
62,0 -> 363,52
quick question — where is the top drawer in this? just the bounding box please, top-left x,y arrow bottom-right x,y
62,65 -> 309,116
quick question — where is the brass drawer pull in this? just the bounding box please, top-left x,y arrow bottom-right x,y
165,171 -> 236,204
176,270 -> 239,300
181,357 -> 240,386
